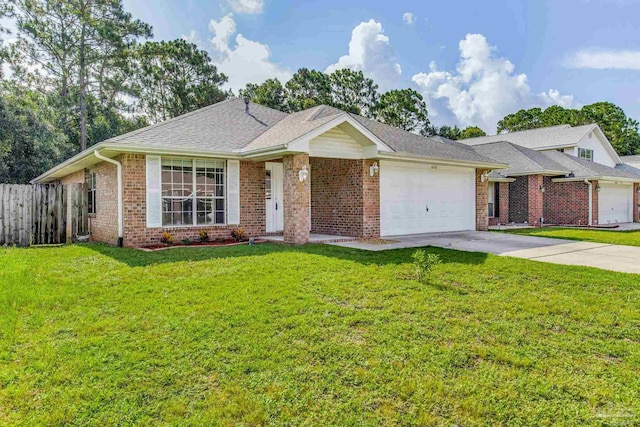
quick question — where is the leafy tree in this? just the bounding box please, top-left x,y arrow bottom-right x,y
581,102 -> 640,155
497,102 -> 640,155
0,82 -> 71,183
14,0 -> 152,151
435,125 -> 462,140
285,68 -> 331,112
240,78 -> 287,112
328,69 -> 378,117
459,126 -> 487,139
373,89 -> 430,133
133,39 -> 228,123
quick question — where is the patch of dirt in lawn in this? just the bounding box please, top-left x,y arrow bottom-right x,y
356,238 -> 399,245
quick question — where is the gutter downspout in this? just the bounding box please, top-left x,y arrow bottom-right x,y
94,150 -> 124,247
584,179 -> 593,226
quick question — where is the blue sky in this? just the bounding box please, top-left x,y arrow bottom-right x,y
122,0 -> 640,132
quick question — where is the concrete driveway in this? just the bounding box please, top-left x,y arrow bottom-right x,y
332,231 -> 640,274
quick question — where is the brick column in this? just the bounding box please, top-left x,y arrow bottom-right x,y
476,169 -> 489,231
283,154 -> 310,244
361,159 -> 380,238
528,174 -> 544,226
591,180 -> 599,225
634,183 -> 639,223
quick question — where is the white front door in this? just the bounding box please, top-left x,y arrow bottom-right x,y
380,160 -> 476,236
598,183 -> 633,224
266,162 -> 284,232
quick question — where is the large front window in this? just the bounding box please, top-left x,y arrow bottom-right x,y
161,158 -> 226,226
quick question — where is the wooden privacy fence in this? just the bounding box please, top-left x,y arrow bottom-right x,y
0,183 -> 89,246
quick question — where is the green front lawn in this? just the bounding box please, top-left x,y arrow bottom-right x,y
1,243 -> 639,426
501,227 -> 640,247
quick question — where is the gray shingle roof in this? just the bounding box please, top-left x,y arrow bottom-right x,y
621,155 -> 640,163
240,105 -> 345,152
459,124 -> 597,149
542,151 -> 639,180
348,114 -> 499,164
98,98 -> 501,165
472,142 -> 569,177
615,163 -> 640,177
106,97 -> 288,152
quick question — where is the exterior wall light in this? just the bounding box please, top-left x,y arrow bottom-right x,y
298,165 -> 308,182
480,171 -> 490,182
540,185 -> 546,193
595,185 -> 601,192
369,162 -> 379,177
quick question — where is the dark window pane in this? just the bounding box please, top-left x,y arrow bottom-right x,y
215,211 -> 225,224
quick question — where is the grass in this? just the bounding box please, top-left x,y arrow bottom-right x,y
501,227 -> 640,247
1,243 -> 639,426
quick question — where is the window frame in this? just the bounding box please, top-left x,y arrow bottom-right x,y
160,157 -> 227,227
487,181 -> 495,218
86,169 -> 96,215
578,148 -> 594,162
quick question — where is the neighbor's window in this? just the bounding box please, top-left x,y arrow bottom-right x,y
578,148 -> 594,162
161,158 -> 226,226
87,169 -> 96,215
487,182 -> 495,218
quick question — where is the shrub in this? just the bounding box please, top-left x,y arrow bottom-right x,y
160,231 -> 174,245
181,238 -> 192,245
198,229 -> 210,243
412,249 -> 441,282
231,227 -> 246,242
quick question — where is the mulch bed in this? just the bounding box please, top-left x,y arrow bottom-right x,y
137,239 -> 266,252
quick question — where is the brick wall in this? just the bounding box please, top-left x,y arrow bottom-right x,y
310,158 -> 363,236
509,176 -> 529,223
91,160 -> 119,244
283,154 -> 310,244
361,160 -> 380,238
308,157 -> 380,238
489,181 -> 509,226
475,169 -> 489,231
64,154 -> 268,247
543,177 -> 589,225
528,174 -> 544,226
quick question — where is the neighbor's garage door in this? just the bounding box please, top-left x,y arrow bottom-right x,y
380,160 -> 476,236
598,183 -> 633,224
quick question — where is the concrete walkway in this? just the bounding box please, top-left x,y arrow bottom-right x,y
331,231 -> 640,274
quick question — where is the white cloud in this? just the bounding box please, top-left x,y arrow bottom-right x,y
564,48 -> 640,70
412,33 -> 575,132
207,14 -> 291,92
402,12 -> 416,25
325,19 -> 401,91
226,0 -> 263,14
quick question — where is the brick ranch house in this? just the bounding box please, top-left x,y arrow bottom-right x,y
459,125 -> 640,226
33,98 -> 506,247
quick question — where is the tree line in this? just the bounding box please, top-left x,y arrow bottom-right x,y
0,0 -> 638,184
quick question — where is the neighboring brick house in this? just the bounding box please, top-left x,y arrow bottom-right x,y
33,98 -> 505,247
462,127 -> 640,226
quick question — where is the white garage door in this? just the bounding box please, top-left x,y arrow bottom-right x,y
380,160 -> 476,236
598,183 -> 633,224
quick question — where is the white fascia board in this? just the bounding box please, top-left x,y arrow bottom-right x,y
378,152 -> 508,169
505,170 -> 570,177
489,177 -> 516,183
552,176 -> 640,183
